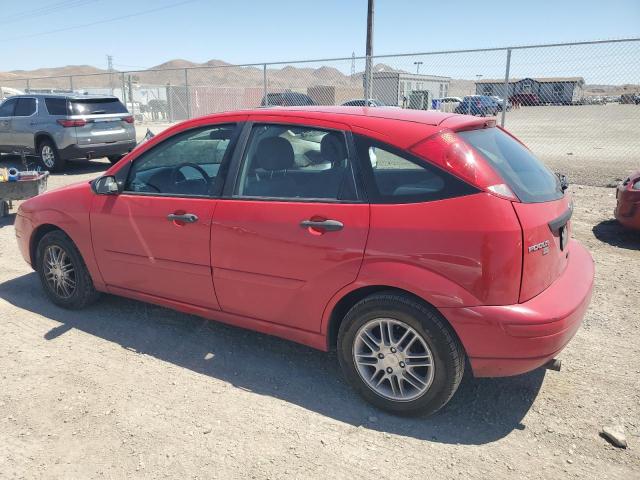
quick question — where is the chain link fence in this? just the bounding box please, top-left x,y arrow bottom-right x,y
2,38 -> 639,185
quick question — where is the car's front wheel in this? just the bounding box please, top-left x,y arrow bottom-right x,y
38,138 -> 65,172
337,292 -> 465,416
36,230 -> 100,309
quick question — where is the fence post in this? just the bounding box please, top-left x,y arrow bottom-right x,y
121,72 -> 127,105
263,64 -> 268,106
501,48 -> 512,127
184,68 -> 191,119
26,78 -> 30,93
69,76 -> 74,92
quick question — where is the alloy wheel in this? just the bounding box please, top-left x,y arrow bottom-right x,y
353,318 -> 435,402
41,145 -> 55,168
43,245 -> 76,299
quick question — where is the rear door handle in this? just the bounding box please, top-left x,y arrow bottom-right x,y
300,219 -> 343,232
167,213 -> 198,223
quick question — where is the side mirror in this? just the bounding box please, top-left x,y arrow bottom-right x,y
93,175 -> 120,195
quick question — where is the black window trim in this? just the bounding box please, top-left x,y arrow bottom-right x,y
222,120 -> 366,204
120,122 -> 243,199
352,133 -> 480,205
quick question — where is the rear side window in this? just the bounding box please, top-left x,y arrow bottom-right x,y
458,128 -> 563,203
353,135 -> 478,204
15,98 -> 36,116
70,98 -> 127,115
45,97 -> 69,115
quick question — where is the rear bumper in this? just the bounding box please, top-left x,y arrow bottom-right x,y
59,140 -> 136,160
442,239 -> 594,377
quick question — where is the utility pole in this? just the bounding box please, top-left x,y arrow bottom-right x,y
364,0 -> 374,102
414,61 -> 423,74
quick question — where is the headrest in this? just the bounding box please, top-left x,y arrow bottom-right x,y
320,133 -> 347,164
255,137 -> 294,171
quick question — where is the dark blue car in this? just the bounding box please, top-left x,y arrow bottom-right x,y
454,95 -> 499,116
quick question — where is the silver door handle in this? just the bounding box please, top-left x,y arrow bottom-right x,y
167,213 -> 198,223
300,219 -> 343,232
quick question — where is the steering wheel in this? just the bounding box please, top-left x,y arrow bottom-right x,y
170,162 -> 211,188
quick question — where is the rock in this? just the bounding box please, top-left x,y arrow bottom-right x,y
600,425 -> 627,448
203,426 -> 212,434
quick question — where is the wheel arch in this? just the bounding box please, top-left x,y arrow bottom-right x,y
325,285 -> 466,355
34,131 -> 56,150
29,223 -> 66,268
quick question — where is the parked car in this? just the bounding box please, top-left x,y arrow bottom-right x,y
491,96 -> 512,112
614,171 -> 640,230
260,91 -> 315,107
454,95 -> 499,116
510,93 -> 539,107
341,99 -> 385,107
15,106 -> 594,415
0,94 -> 136,172
433,96 -> 463,112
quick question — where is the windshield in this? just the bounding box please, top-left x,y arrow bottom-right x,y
458,128 -> 563,203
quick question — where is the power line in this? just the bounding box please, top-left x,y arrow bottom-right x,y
0,0 -> 98,25
1,0 -> 200,42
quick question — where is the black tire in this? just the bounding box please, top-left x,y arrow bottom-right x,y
107,155 -> 124,164
36,230 -> 100,309
38,138 -> 65,172
337,292 -> 465,416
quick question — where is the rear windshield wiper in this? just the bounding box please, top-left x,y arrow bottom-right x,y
90,110 -> 107,114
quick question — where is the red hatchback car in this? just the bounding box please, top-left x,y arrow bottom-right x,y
15,107 -> 594,415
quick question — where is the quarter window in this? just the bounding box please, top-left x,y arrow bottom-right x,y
354,135 -> 478,203
234,124 -> 358,201
125,124 -> 236,196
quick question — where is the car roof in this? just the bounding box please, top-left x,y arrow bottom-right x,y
11,93 -> 120,101
174,106 -> 491,149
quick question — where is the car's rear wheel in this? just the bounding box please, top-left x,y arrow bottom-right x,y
36,230 -> 100,309
337,292 -> 464,416
108,154 -> 124,164
38,138 -> 65,172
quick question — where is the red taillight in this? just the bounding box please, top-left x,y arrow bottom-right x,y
57,119 -> 87,127
122,115 -> 134,124
411,129 -> 519,201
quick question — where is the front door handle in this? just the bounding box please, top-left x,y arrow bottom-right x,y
300,219 -> 343,232
167,213 -> 198,223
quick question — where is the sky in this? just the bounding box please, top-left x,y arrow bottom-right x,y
2,0 -> 639,82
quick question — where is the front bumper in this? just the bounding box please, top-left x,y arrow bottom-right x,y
442,239 -> 594,377
59,140 -> 136,160
14,212 -> 33,267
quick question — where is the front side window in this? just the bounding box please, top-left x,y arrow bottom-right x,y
0,98 -> 17,117
354,135 -> 478,204
125,124 -> 236,196
14,98 -> 36,116
235,124 -> 357,201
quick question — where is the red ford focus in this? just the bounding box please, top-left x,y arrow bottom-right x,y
14,107 -> 594,415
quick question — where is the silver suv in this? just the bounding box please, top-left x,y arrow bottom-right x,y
0,94 -> 136,172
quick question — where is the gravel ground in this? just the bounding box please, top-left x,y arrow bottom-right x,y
0,125 -> 639,478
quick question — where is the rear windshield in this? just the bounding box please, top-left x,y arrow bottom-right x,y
70,98 -> 127,115
458,128 -> 563,203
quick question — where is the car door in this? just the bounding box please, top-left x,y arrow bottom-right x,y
0,97 -> 17,152
91,121 -> 243,309
11,97 -> 38,152
210,119 -> 370,332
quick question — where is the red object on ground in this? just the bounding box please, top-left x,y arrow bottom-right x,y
615,170 -> 640,230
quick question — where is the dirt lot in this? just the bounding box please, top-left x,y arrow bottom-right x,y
0,119 -> 639,479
